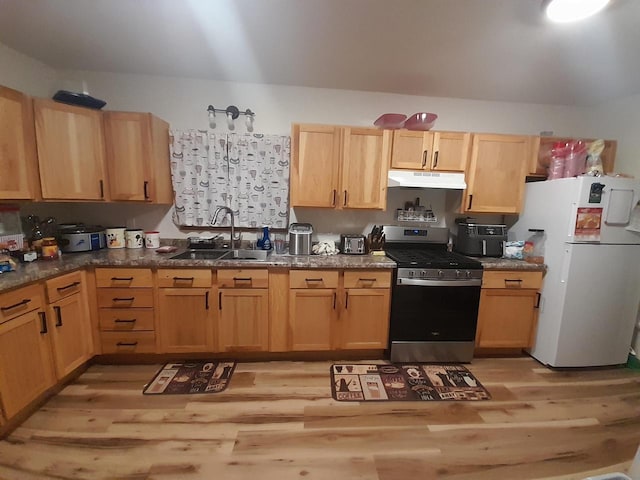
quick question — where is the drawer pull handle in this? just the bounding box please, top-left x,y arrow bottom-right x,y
173,276 -> 195,281
233,277 -> 252,281
205,291 -> 209,310
219,291 -> 222,310
333,292 -> 337,309
56,281 -> 80,291
111,277 -> 134,281
54,306 -> 62,327
358,278 -> 376,282
116,342 -> 138,347
345,292 -> 349,309
144,181 -> 150,200
305,278 -> 323,282
504,279 -> 523,284
39,311 -> 48,334
112,297 -> 135,302
114,319 -> 137,323
99,179 -> 104,198
0,298 -> 30,311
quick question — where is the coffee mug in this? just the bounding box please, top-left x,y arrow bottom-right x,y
144,231 -> 160,249
105,227 -> 126,249
125,229 -> 144,249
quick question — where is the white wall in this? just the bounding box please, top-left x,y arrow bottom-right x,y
16,68 -> 583,240
0,43 -> 57,97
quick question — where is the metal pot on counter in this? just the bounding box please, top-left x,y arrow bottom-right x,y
58,224 -> 106,252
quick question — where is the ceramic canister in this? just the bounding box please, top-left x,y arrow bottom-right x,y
105,227 -> 126,249
144,231 -> 160,249
125,229 -> 144,249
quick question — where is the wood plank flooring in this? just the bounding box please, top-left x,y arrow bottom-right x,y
0,357 -> 639,480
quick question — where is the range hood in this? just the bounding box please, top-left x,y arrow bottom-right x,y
387,170 -> 467,189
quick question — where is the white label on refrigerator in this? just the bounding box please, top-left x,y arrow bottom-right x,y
574,207 -> 602,241
605,188 -> 634,225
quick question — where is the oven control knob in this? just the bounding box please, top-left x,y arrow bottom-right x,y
455,269 -> 462,278
466,271 -> 473,278
409,270 -> 414,278
420,270 -> 427,278
437,270 -> 444,278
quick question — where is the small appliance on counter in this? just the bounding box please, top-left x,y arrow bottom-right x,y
340,234 -> 367,255
288,223 -> 313,255
453,222 -> 507,257
58,224 -> 106,252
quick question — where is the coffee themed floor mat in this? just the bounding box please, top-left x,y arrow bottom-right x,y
143,361 -> 236,395
330,363 -> 491,401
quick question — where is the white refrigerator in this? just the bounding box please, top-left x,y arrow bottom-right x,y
510,176 -> 640,367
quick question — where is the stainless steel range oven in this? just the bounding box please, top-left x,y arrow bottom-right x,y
383,226 -> 483,363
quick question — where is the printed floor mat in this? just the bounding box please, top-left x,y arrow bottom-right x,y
331,363 -> 491,401
143,360 -> 236,395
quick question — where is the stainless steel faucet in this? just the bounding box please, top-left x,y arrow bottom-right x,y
211,206 -> 240,249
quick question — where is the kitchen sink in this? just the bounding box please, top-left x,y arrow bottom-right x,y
169,249 -> 271,261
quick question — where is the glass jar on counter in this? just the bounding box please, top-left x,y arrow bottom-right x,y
40,237 -> 59,260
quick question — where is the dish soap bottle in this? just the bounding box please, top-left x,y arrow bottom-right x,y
260,226 -> 272,250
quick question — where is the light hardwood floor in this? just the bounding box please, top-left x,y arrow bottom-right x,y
0,357 -> 639,480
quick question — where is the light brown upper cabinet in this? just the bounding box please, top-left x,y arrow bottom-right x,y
34,99 -> 108,201
104,112 -> 173,203
0,85 -> 40,200
463,134 -> 531,214
291,124 -> 391,209
390,130 -> 470,172
531,136 -> 617,177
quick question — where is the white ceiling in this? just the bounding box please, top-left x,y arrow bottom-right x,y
0,0 -> 639,107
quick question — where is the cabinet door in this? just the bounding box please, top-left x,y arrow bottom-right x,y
289,289 -> 337,351
0,309 -> 55,419
290,124 -> 341,207
464,134 -> 529,214
0,86 -> 40,200
157,288 -> 214,353
390,130 -> 432,170
475,289 -> 538,348
218,289 -> 269,352
339,289 -> 390,350
34,99 -> 107,200
104,112 -> 151,201
341,127 -> 391,209
431,131 -> 470,172
49,293 -> 92,379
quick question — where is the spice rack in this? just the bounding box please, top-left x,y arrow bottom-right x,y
396,209 -> 437,223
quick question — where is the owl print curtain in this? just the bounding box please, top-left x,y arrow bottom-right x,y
169,131 -> 290,228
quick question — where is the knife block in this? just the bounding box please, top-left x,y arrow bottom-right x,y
366,233 -> 385,252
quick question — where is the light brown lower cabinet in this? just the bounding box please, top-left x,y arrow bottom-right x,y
157,287 -> 215,353
218,289 -> 269,352
289,288 -> 337,351
0,307 -> 55,420
287,269 -> 392,351
339,288 -> 390,349
475,270 -> 543,349
46,272 -> 93,379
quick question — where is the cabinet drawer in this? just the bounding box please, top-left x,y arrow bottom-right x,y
95,268 -> 153,288
45,271 -> 83,303
482,270 -> 543,289
100,331 -> 156,354
0,284 -> 44,324
99,308 -> 155,331
344,270 -> 391,289
289,270 -> 339,289
217,269 -> 269,288
97,288 -> 154,308
157,269 -> 212,288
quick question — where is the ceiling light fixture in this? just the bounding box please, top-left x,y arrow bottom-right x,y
543,0 -> 610,23
206,105 -> 255,131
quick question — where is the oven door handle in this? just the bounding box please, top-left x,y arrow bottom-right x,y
396,278 -> 482,287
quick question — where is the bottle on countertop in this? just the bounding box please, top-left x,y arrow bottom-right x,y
260,226 -> 272,250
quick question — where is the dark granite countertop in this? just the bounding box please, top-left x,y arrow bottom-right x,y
475,257 -> 547,272
0,249 -> 396,293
